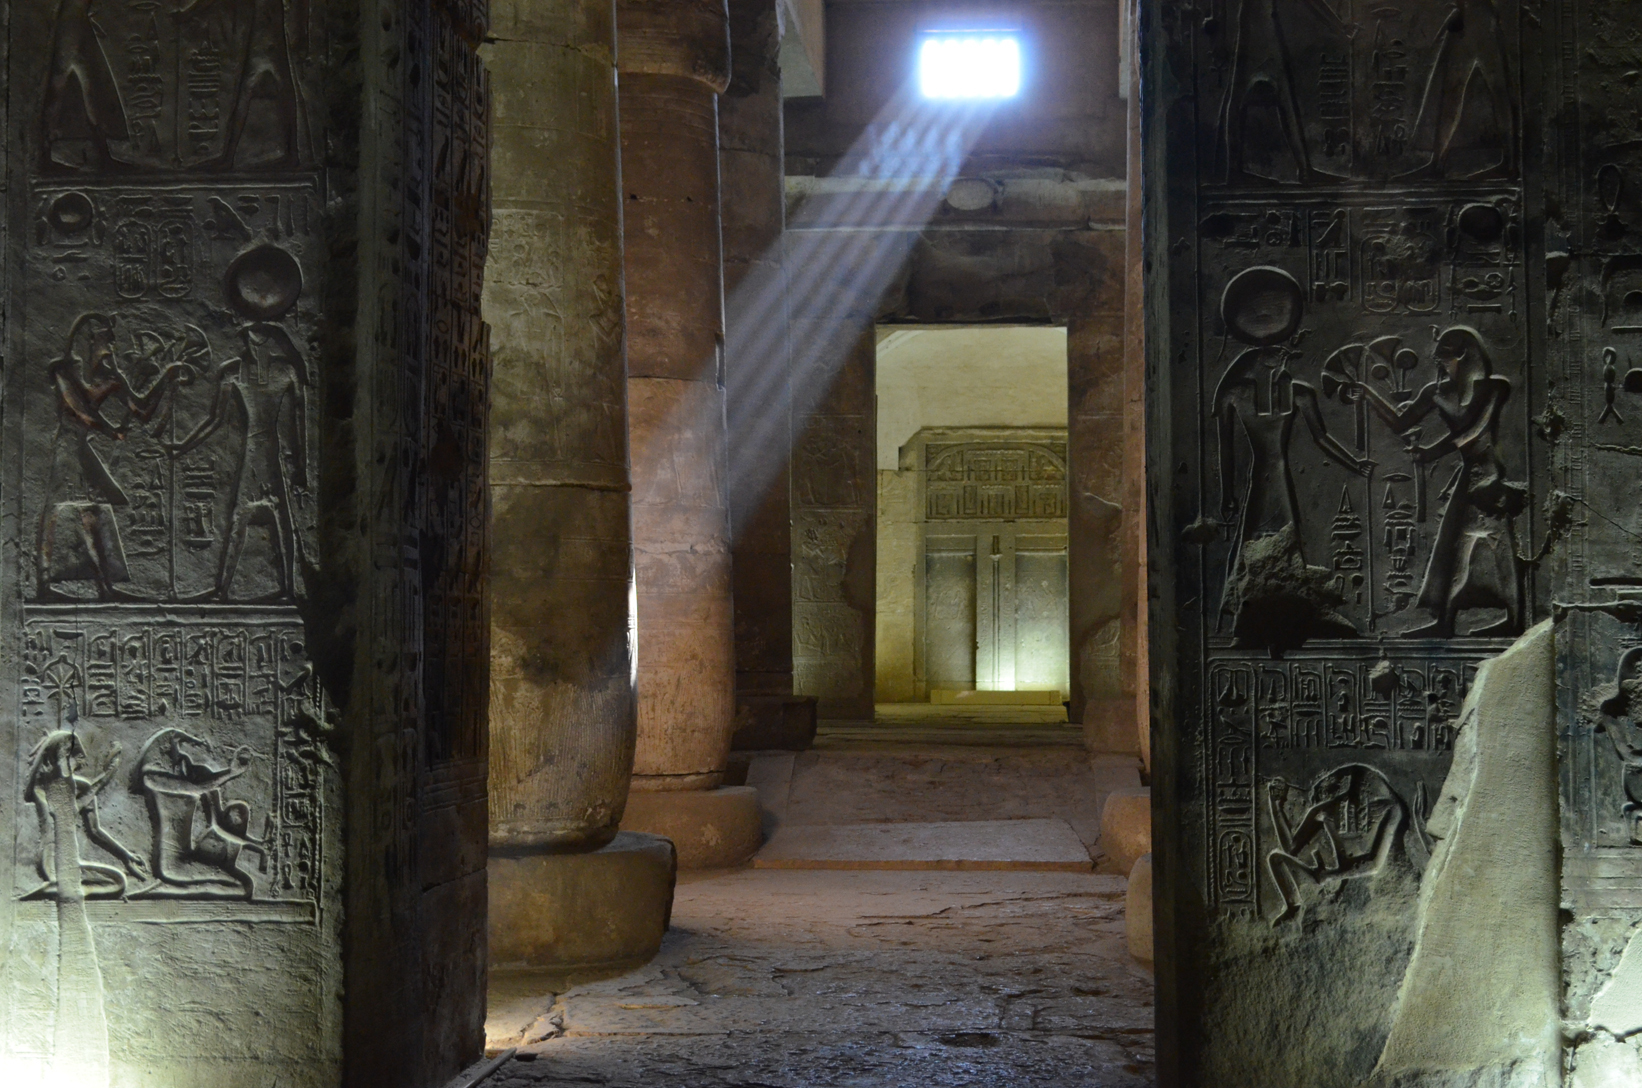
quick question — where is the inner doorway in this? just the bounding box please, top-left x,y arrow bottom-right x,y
873,325 -> 1071,706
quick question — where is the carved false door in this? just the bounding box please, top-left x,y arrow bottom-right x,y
1144,1 -> 1551,1084
914,431 -> 1070,698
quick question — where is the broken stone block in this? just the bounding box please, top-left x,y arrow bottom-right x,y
1127,854 -> 1154,963
622,786 -> 764,870
1101,787 -> 1152,872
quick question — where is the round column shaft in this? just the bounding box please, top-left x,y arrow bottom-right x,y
617,0 -> 762,868
485,0 -> 636,853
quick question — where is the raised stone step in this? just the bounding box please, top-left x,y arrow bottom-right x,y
751,818 -> 1095,871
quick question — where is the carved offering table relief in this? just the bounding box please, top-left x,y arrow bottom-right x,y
1146,1 -> 1564,1084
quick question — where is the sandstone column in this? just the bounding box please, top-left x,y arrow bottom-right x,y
721,0 -> 812,748
483,0 -> 676,974
617,0 -> 762,867
0,4 -> 489,1087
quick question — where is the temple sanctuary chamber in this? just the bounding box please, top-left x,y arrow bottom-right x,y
3,1 -> 1642,1086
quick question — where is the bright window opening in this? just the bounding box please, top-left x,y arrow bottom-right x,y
918,33 -> 1022,100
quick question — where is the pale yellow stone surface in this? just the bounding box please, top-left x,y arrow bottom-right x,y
1375,621 -> 1559,1083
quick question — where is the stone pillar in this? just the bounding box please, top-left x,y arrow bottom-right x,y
482,0 -> 675,974
721,0 -> 811,748
791,327 -> 877,720
0,3 -> 489,1087
1068,313 -> 1128,745
1121,0 -> 1149,769
617,0 -> 762,868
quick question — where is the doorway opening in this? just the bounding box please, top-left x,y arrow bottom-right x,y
873,324 -> 1071,710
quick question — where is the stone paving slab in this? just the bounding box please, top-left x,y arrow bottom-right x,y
751,818 -> 1094,871
486,870 -> 1154,1088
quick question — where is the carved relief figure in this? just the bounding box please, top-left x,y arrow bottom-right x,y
1262,763 -> 1412,923
23,727 -> 150,900
131,727 -> 268,898
1592,646 -> 1642,844
43,0 -> 131,171
169,322 -> 308,599
1218,0 -> 1353,183
1349,327 -> 1524,636
1403,0 -> 1518,179
40,314 -> 195,600
177,0 -> 304,169
1214,268 -> 1373,649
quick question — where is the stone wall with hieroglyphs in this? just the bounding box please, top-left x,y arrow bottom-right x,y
0,3 -> 491,1087
1145,1 -> 1566,1083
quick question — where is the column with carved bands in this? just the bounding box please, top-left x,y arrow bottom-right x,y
617,0 -> 763,868
482,0 -> 676,976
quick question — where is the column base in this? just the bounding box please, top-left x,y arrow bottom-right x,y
489,832 -> 677,981
621,785 -> 763,869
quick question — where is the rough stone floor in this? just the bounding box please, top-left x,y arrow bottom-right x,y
485,712 -> 1155,1088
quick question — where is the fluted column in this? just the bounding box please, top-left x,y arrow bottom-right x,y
617,0 -> 762,867
483,0 -> 676,976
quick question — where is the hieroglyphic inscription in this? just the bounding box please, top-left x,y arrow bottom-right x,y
1160,0 -> 1546,950
15,610 -> 325,909
1555,1 -> 1642,865
924,439 -> 1069,521
422,4 -> 491,766
27,184 -> 317,605
1203,648 -> 1467,918
5,4 -> 339,1082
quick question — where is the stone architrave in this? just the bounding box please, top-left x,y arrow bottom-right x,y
484,0 -> 636,853
617,0 -> 760,866
0,3 -> 492,1088
1141,1 -> 1571,1084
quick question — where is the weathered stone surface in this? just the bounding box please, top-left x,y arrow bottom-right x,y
1127,854 -> 1154,963
621,786 -> 763,870
1100,788 -> 1152,875
721,0 -> 795,725
1589,926 -> 1642,1039
1375,622 -> 1558,1085
792,327 -> 877,718
484,0 -> 634,852
1142,1 -> 1570,1083
753,818 -> 1094,872
730,695 -> 818,751
0,3 -> 491,1087
619,0 -> 739,798
485,869 -> 1155,1086
489,833 -> 677,975
627,377 -> 736,786
1120,0 -> 1149,770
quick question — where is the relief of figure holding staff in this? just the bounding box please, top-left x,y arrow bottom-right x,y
167,321 -> 310,601
1343,326 -> 1525,637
